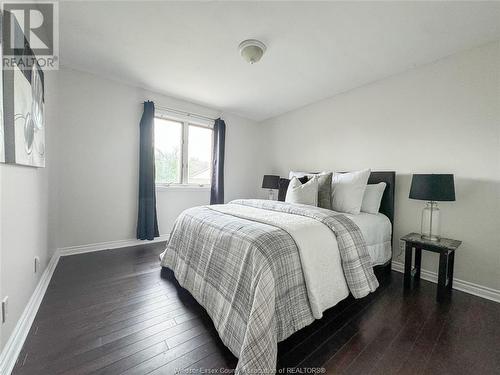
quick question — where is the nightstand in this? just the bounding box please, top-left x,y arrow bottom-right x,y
401,232 -> 462,302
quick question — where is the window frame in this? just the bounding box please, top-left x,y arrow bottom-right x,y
154,110 -> 213,190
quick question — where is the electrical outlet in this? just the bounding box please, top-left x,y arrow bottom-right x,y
399,240 -> 406,252
34,256 -> 40,274
2,297 -> 8,323
397,240 -> 406,258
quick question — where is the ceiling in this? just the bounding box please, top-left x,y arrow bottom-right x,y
59,1 -> 500,121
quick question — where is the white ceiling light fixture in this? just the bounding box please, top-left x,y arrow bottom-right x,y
238,39 -> 266,64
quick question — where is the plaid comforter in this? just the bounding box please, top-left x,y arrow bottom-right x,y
161,199 -> 378,374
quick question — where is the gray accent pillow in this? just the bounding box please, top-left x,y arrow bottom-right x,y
316,172 -> 333,210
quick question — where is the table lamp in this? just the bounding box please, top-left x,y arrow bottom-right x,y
409,174 -> 455,241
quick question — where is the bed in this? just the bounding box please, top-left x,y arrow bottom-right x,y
160,171 -> 395,374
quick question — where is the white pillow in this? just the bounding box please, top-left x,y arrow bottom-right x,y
285,176 -> 319,206
361,182 -> 386,214
331,169 -> 371,214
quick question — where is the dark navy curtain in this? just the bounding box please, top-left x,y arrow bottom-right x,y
137,101 -> 159,240
210,118 -> 226,204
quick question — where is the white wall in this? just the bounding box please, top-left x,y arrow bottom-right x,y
53,68 -> 263,249
260,42 -> 500,291
0,71 -> 57,350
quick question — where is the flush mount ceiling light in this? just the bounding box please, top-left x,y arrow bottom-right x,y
238,39 -> 266,64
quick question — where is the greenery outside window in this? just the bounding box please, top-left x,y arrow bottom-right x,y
154,114 -> 213,187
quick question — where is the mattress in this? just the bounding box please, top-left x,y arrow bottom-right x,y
344,212 -> 392,266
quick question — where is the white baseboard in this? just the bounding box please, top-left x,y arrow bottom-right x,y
0,250 -> 61,375
0,235 -> 169,374
58,235 -> 169,256
391,260 -> 500,303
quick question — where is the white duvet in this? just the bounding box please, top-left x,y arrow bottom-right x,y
209,204 -> 350,319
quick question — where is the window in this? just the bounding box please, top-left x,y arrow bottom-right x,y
154,118 -> 182,184
188,125 -> 212,185
154,115 -> 213,187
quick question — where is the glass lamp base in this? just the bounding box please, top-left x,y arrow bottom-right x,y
268,189 -> 274,200
421,234 -> 441,242
421,201 -> 441,241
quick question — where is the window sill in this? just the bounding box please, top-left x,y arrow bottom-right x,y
156,184 -> 211,192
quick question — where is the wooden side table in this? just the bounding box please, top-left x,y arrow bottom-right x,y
401,232 -> 462,302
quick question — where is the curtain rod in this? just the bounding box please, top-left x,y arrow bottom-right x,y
141,102 -> 218,122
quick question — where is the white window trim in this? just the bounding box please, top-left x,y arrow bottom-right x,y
154,110 -> 213,190
155,109 -> 214,128
155,184 -> 211,192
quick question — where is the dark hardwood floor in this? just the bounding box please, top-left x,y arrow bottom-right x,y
13,243 -> 500,375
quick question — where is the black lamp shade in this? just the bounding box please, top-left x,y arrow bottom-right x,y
262,175 -> 280,189
409,174 -> 455,201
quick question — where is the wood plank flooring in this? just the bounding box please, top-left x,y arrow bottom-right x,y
12,243 -> 500,375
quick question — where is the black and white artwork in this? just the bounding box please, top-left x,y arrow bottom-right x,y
2,29 -> 46,167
